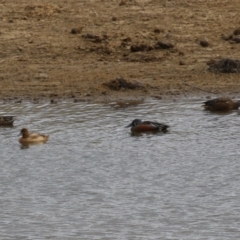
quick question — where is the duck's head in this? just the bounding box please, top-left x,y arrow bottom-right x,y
125,119 -> 142,128
19,128 -> 30,138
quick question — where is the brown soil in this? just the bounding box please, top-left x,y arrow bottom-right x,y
1,0 -> 240,103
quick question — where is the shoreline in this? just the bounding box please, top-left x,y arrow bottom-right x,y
1,91 -> 239,106
1,1 -> 240,104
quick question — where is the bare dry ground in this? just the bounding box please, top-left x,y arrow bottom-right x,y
1,0 -> 240,103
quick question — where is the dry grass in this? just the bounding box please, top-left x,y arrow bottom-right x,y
1,0 -> 240,102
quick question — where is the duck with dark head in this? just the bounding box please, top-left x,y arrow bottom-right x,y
125,119 -> 169,133
202,97 -> 240,111
0,116 -> 16,126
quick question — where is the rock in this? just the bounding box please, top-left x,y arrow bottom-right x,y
119,0 -> 127,6
153,28 -> 164,33
82,33 -> 107,43
103,77 -> 144,90
71,27 -> 83,34
233,27 -> 240,36
155,41 -> 174,49
232,36 -> 240,43
50,99 -> 57,104
208,58 -> 240,73
130,43 -> 154,52
199,39 -> 209,47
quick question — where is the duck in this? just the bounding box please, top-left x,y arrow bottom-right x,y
202,97 -> 240,111
0,116 -> 16,126
125,119 -> 169,133
18,128 -> 49,144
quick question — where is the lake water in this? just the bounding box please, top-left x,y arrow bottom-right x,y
0,98 -> 240,239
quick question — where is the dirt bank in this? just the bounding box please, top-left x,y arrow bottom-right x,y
1,0 -> 240,103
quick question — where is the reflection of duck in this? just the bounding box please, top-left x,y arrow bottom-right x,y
18,128 -> 49,144
0,116 -> 16,126
125,119 -> 169,133
203,97 -> 240,111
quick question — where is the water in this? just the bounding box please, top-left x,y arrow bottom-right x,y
0,98 -> 240,240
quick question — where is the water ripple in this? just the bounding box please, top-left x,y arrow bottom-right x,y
0,98 -> 240,239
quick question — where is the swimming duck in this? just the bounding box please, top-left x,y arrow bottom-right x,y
0,116 -> 16,126
125,119 -> 169,133
18,128 -> 49,144
203,97 -> 240,111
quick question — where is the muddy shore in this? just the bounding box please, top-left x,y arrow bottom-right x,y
1,0 -> 240,104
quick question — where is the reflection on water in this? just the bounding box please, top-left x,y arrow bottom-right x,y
0,98 -> 240,239
129,131 -> 169,137
19,142 -> 49,150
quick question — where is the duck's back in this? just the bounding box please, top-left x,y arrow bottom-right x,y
204,97 -> 233,111
143,121 -> 169,131
19,133 -> 49,144
0,116 -> 16,125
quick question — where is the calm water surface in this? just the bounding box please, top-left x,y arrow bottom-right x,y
0,98 -> 240,239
